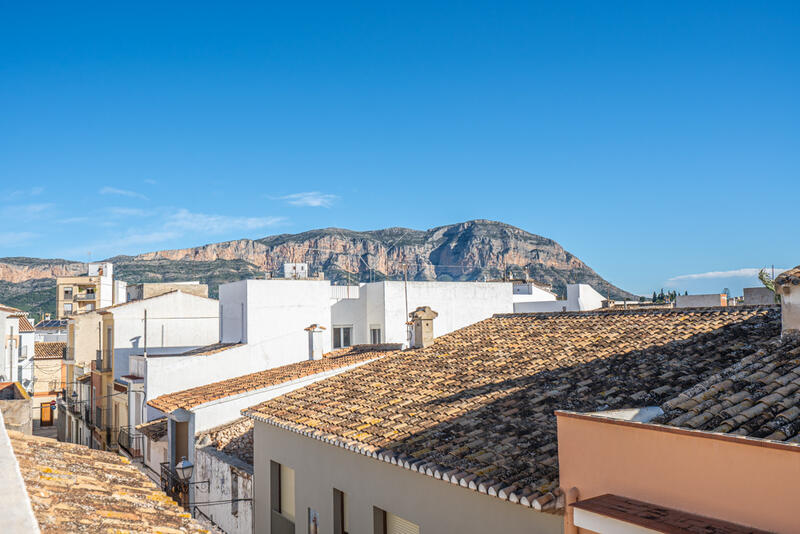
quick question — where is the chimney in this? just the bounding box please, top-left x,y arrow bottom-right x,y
775,268 -> 800,336
409,306 -> 438,349
305,324 -> 326,360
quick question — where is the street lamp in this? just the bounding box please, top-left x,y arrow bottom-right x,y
174,456 -> 209,491
71,390 -> 78,401
175,456 -> 193,481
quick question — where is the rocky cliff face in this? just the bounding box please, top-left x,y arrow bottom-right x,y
0,220 -> 633,314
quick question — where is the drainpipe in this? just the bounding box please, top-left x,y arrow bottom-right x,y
564,487 -> 579,534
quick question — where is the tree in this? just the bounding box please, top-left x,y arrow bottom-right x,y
652,291 -> 657,302
758,268 -> 780,303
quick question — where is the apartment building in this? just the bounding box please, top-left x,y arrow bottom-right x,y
56,262 -> 127,318
241,304 -> 779,534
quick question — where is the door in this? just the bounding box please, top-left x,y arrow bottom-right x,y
40,402 -> 53,426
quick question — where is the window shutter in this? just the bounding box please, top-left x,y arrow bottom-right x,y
386,513 -> 419,534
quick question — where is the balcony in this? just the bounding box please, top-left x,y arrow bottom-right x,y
74,293 -> 97,302
95,350 -> 112,372
118,427 -> 144,459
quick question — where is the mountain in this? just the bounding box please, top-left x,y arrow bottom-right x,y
0,220 -> 634,316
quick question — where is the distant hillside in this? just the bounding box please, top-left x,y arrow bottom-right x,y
0,220 -> 634,316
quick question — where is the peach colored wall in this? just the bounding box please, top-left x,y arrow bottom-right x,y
557,412 -> 800,534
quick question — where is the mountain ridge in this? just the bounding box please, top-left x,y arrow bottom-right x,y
0,219 -> 634,315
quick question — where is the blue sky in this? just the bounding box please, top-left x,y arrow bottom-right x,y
1,2 -> 797,296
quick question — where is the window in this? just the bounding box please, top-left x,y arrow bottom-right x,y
370,327 -> 381,345
85,303 -> 95,311
271,460 -> 296,531
63,287 -> 73,299
333,326 -> 353,349
63,303 -> 73,314
374,508 -> 419,534
334,489 -> 349,534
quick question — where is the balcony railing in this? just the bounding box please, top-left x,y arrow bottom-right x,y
74,293 -> 97,301
160,462 -> 189,509
95,350 -> 111,372
118,427 -> 144,459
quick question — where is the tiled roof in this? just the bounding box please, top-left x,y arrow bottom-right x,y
655,333 -> 800,442
16,315 -> 34,333
136,417 -> 168,441
244,307 -> 780,512
571,494 -> 771,534
8,431 -> 207,533
145,342 -> 243,358
34,342 -> 66,360
197,417 -> 254,466
775,265 -> 800,286
148,344 -> 394,413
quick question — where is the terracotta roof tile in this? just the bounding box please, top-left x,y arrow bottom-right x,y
571,494 -> 771,534
0,303 -> 23,314
8,431 -> 208,533
243,307 -> 781,512
775,265 -> 800,286
12,315 -> 34,332
655,332 -> 800,442
148,344 -> 396,413
34,342 -> 66,360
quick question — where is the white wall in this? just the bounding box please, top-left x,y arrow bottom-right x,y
220,280 -> 333,364
743,287 -> 775,306
253,422 -> 563,534
675,294 -> 725,308
195,446 -> 253,534
514,284 -> 606,313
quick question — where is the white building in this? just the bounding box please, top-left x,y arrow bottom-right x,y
330,280 -> 514,347
0,306 -> 35,391
512,283 -> 607,313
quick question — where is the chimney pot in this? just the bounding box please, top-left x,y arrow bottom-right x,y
409,306 -> 438,349
305,324 -> 326,360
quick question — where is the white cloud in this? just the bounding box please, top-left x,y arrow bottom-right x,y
0,231 -> 39,247
99,186 -> 148,200
106,207 -> 151,217
144,179 -> 158,185
59,216 -> 90,224
275,191 -> 338,208
167,209 -> 285,234
666,267 -> 790,282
